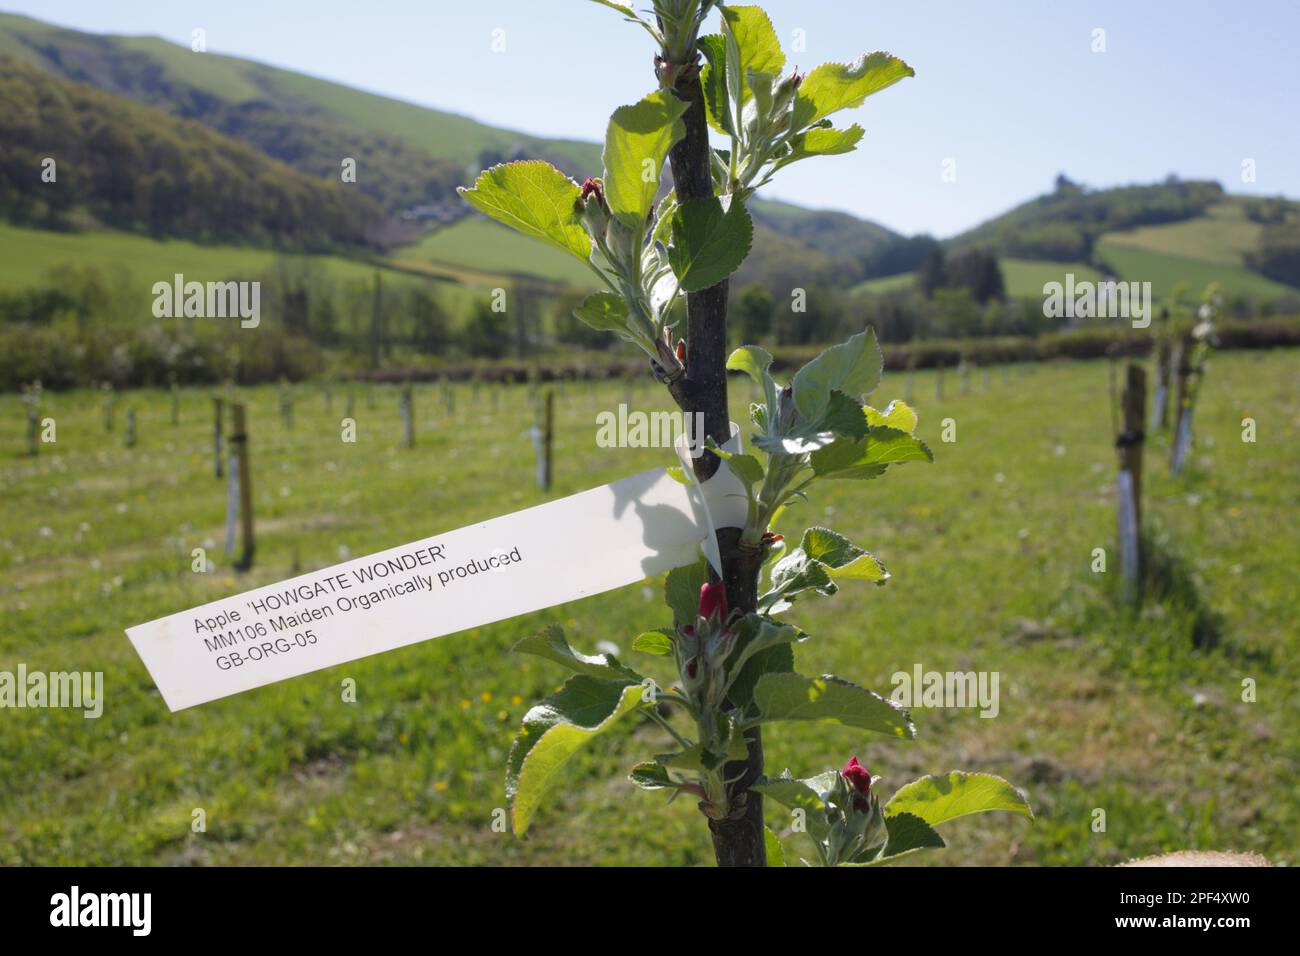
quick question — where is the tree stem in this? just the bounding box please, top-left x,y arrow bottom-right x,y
664,65 -> 767,868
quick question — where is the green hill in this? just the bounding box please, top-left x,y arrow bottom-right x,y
0,11 -> 597,213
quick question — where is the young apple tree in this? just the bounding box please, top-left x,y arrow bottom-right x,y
460,1 -> 1030,867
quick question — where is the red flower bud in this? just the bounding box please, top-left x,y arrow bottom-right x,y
698,581 -> 728,623
580,178 -> 605,204
789,69 -> 804,88
761,532 -> 784,546
676,340 -> 686,363
685,658 -> 698,679
842,756 -> 873,812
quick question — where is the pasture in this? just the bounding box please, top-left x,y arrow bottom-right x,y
1,350 -> 1295,865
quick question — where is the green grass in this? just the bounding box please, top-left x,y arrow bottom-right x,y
1,352 -> 1295,866
851,272 -> 917,296
851,258 -> 1101,299
0,14 -> 602,174
0,222 -> 495,317
398,218 -> 597,288
1001,258 -> 1102,298
1101,201 -> 1263,266
1096,238 -> 1294,302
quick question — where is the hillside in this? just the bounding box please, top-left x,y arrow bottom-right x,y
0,12 -> 898,283
0,57 -> 379,247
0,11 -> 598,215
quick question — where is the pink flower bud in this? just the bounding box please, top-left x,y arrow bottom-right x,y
698,581 -> 728,623
842,756 -> 873,812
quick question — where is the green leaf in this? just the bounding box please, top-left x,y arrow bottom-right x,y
709,445 -> 765,487
726,345 -> 775,386
727,641 -> 793,712
845,811 -> 945,865
791,328 -> 883,422
697,34 -> 733,136
803,527 -> 888,583
631,629 -> 674,656
751,773 -> 833,842
458,161 -> 591,261
656,734 -> 747,772
604,91 -> 688,225
628,761 -> 675,790
725,614 -> 805,686
792,53 -> 915,130
668,195 -> 754,293
573,291 -> 632,336
720,5 -> 785,105
664,464 -> 690,485
781,124 -> 865,168
512,625 -> 643,682
885,772 -> 1034,826
506,676 -> 643,834
764,826 -> 787,866
861,427 -> 934,465
761,527 -> 889,611
810,426 -> 933,479
665,559 -> 710,628
820,389 -> 870,440
865,399 -> 918,434
751,672 -> 915,738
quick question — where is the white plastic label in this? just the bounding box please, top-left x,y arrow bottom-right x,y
126,428 -> 747,711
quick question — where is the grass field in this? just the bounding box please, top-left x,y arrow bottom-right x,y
397,218 -> 597,288
1096,239 -> 1293,302
1,351 -> 1295,866
0,222 -> 494,317
1101,201 -> 1263,265
1000,258 -> 1103,298
851,259 -> 1103,300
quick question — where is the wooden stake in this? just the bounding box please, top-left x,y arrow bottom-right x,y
1152,339 -> 1172,431
231,402 -> 254,570
1116,363 -> 1147,601
213,396 -> 224,478
400,383 -> 414,448
534,389 -> 554,491
1170,336 -> 1193,475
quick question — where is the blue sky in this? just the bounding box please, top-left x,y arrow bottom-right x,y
8,0 -> 1298,236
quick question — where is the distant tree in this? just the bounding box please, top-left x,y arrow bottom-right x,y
732,283 -> 774,344
462,299 -> 509,358
945,248 -> 1005,304
916,247 -> 947,298
409,288 -> 451,354
1054,172 -> 1080,194
862,234 -> 940,279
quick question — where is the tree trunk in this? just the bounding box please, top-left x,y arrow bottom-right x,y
664,67 -> 767,867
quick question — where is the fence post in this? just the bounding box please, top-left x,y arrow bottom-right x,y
1152,338 -> 1172,431
213,396 -> 224,478
532,389 -> 554,491
230,403 -> 255,570
1116,363 -> 1147,602
102,384 -> 115,432
400,382 -> 414,448
1170,335 -> 1193,475
125,408 -> 137,448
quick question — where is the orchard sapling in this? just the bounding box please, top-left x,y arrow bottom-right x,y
460,0 -> 1030,866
